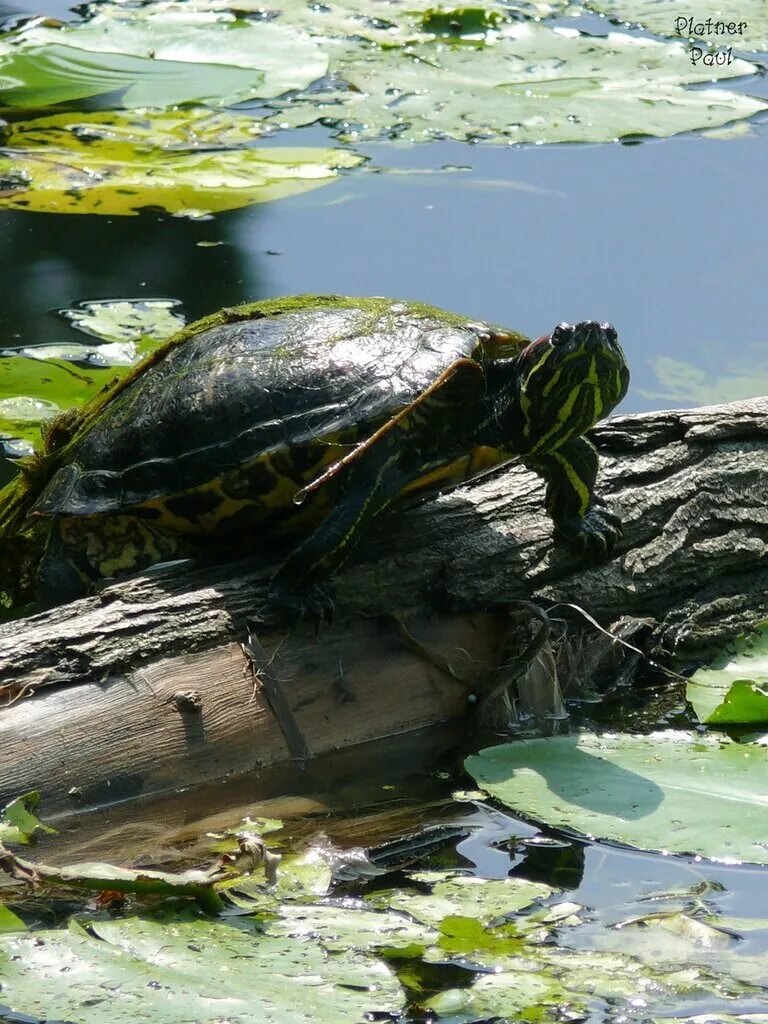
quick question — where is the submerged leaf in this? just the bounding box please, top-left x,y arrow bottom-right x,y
466,731 -> 768,863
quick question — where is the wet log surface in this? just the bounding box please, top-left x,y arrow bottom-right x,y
2,396 -> 767,814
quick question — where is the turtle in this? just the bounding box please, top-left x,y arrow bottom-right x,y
0,294 -> 629,615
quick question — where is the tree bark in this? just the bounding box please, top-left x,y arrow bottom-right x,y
2,396 -> 767,815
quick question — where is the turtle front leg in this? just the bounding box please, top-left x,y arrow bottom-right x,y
267,454 -> 402,620
523,436 -> 622,559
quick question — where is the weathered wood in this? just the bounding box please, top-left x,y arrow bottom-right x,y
2,397 -> 768,813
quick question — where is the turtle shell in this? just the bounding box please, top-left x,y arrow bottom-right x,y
32,297 -> 523,520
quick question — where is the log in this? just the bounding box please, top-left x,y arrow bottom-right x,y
2,396 -> 768,816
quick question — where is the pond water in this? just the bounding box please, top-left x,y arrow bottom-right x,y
2,119 -> 767,414
1,2 -> 768,1019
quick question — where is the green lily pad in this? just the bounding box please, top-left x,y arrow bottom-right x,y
270,21 -> 766,145
264,902 -> 438,952
686,622 -> 768,725
367,870 -> 552,927
0,349 -> 121,445
426,966 -> 572,1021
58,299 -> 186,344
0,297 -> 192,446
0,914 -> 403,1023
0,111 -> 363,217
589,0 -> 768,54
135,0 -> 568,48
466,731 -> 768,863
0,791 -> 55,845
0,904 -> 26,933
0,8 -> 327,108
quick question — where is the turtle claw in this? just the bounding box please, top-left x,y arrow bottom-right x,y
266,580 -> 336,628
559,504 -> 622,562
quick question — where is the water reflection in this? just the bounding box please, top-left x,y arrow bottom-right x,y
0,206 -> 255,347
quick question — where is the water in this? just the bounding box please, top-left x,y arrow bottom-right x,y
1,115 -> 767,414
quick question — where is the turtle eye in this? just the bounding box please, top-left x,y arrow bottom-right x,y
601,322 -> 618,345
550,322 -> 574,348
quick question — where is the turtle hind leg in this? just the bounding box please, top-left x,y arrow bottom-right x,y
37,521 -> 98,607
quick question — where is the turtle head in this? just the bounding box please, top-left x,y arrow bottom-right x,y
513,320 -> 629,454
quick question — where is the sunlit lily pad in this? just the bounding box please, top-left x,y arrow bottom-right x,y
58,298 -> 186,344
264,902 -> 438,952
687,622 -> 768,725
0,349 -> 123,445
0,791 -> 54,845
466,731 -> 768,863
0,7 -> 327,108
589,0 -> 768,53
0,298 -> 192,445
367,870 -> 552,926
0,915 -> 404,1023
0,111 -> 363,216
269,21 -> 765,144
179,0 -> 568,46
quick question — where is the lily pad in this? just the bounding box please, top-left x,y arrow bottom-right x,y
367,870 -> 552,927
0,298 -> 192,446
589,0 -> 768,54
687,623 -> 768,725
0,791 -> 54,845
0,914 -> 403,1023
58,298 -> 186,344
269,21 -> 766,144
264,901 -> 438,952
0,7 -> 327,108
0,904 -> 26,933
0,349 -> 121,445
466,731 -> 768,863
0,111 -> 363,217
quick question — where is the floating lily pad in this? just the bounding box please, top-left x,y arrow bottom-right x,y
687,622 -> 768,725
367,870 -> 552,927
589,0 -> 768,54
0,8 -> 327,108
0,914 -> 403,1023
58,299 -> 186,344
269,21 -> 765,144
466,731 -> 768,863
0,298 -> 192,445
0,349 -> 120,445
264,902 -> 438,952
0,111 -> 363,217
